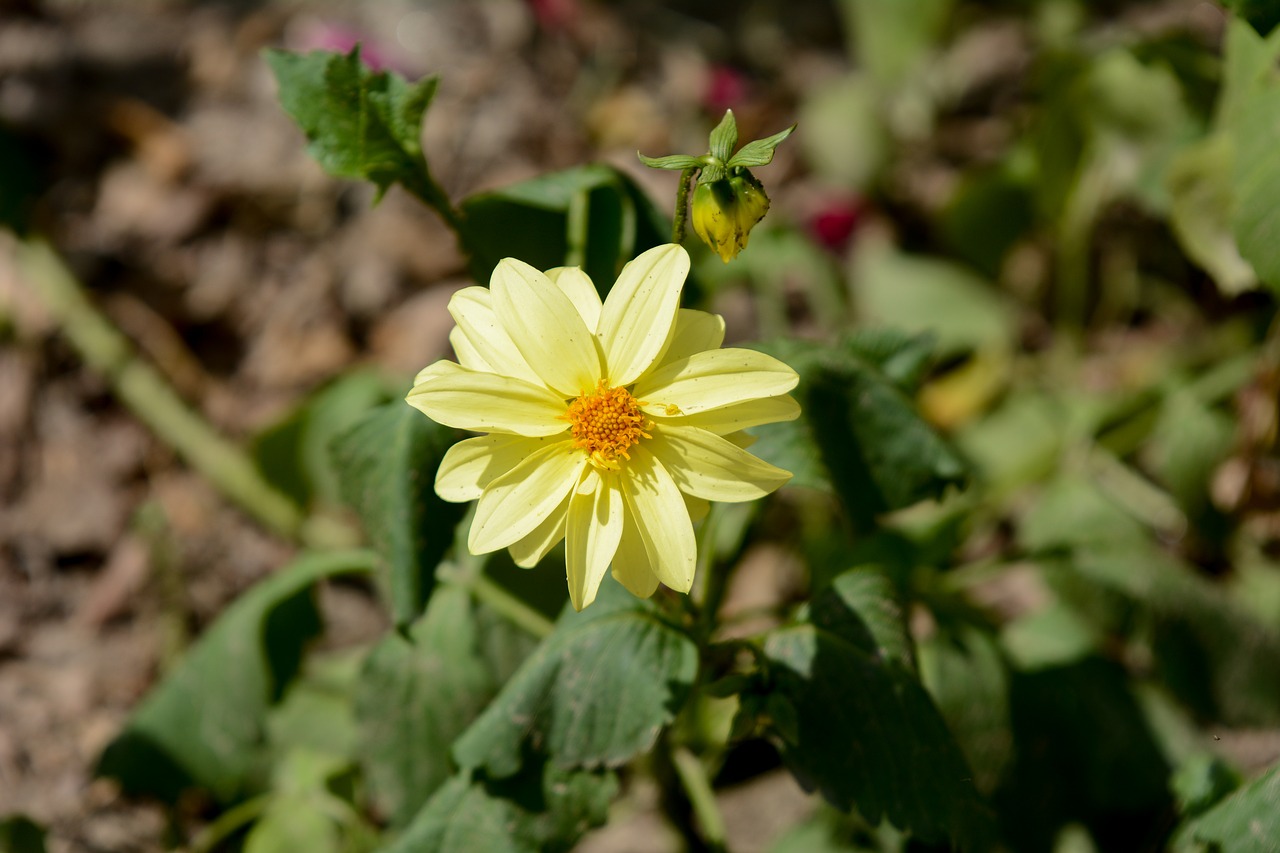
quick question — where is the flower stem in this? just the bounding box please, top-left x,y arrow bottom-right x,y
13,237 -> 305,540
671,746 -> 727,852
437,563 -> 556,639
672,167 -> 697,244
187,794 -> 270,853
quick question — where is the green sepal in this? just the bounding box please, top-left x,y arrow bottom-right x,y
637,153 -> 703,171
708,109 -> 739,163
698,162 -> 727,185
727,124 -> 797,168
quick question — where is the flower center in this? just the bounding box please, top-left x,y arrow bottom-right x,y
563,382 -> 651,469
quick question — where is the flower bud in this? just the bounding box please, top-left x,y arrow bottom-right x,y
691,169 -> 771,263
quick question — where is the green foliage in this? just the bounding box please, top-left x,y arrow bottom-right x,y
1173,763 -> 1280,852
96,551 -> 373,802
0,816 -> 46,853
385,764 -> 617,853
329,401 -> 464,627
355,586 -> 496,828
759,571 -> 993,849
459,164 -> 671,288
265,48 -> 446,209
752,332 -> 968,527
453,579 -> 698,777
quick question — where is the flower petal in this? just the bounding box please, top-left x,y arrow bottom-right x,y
436,434 -> 570,502
449,326 -> 492,374
448,287 -> 542,384
546,266 -> 602,333
621,444 -> 696,593
648,424 -> 791,502
660,309 -> 725,365
408,361 -> 570,436
508,493 -> 569,568
655,394 -> 800,434
565,468 -> 624,611
611,509 -> 659,598
633,349 -> 799,416
491,258 -> 601,397
469,443 -> 586,554
597,244 -> 690,387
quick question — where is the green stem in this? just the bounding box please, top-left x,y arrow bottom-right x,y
15,238 -> 305,539
186,794 -> 270,853
437,563 -> 555,639
693,509 -> 729,644
672,168 -> 696,244
671,746 -> 727,852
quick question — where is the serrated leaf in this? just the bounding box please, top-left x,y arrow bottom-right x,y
355,586 -> 496,828
812,567 -> 913,670
96,551 -> 371,802
708,110 -> 739,163
751,335 -> 968,528
330,402 -> 464,627
726,125 -> 796,168
1174,762 -> 1280,852
452,580 -> 698,778
265,48 -> 443,206
764,623 -> 993,850
385,764 -> 617,853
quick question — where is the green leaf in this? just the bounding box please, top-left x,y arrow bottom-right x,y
452,580 -> 698,778
708,110 -> 739,163
1220,1 -> 1280,38
763,621 -> 993,850
330,401 -> 464,627
727,124 -> 796,168
798,73 -> 888,190
264,48 -> 443,207
1224,19 -> 1280,292
637,153 -> 702,171
751,335 -> 968,529
813,567 -> 913,670
96,551 -> 374,802
1175,762 -> 1280,852
355,586 -> 496,828
253,371 -> 391,509
1166,134 -> 1258,295
0,815 -> 46,853
385,764 -> 617,853
459,164 -> 673,289
918,627 -> 1013,796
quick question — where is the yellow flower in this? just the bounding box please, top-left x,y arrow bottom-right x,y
691,171 -> 771,263
406,244 -> 799,610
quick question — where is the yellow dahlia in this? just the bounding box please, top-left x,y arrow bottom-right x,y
406,244 -> 799,610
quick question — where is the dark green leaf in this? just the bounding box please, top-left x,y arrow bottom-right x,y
1220,1 -> 1280,38
812,567 -> 913,670
264,48 -> 443,206
385,764 -> 617,853
763,621 -> 992,849
751,335 -> 968,529
1175,762 -> 1280,852
459,164 -> 672,288
330,401 -> 464,627
96,551 -> 372,802
355,586 -> 496,827
0,815 -> 46,853
995,658 -> 1171,852
918,627 -> 1013,795
452,580 -> 698,777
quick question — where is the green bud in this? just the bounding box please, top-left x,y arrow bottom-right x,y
691,168 -> 771,263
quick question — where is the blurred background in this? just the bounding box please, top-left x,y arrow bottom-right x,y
2,0 -> 1279,850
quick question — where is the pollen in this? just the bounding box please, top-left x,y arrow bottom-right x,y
563,382 -> 651,469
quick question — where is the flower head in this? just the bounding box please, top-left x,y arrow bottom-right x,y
407,244 -> 800,610
691,170 -> 771,263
